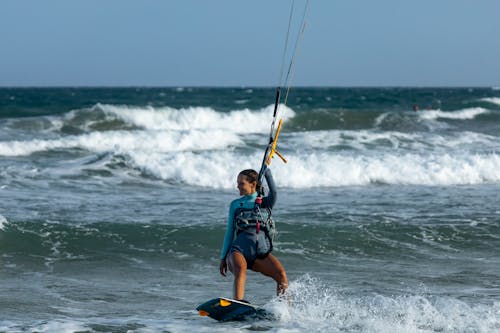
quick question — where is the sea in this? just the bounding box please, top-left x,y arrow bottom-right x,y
1,87 -> 499,332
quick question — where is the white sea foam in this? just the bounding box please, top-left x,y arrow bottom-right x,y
126,149 -> 500,188
0,215 -> 8,230
0,103 -> 295,157
2,320 -> 88,333
419,107 -> 488,120
122,126 -> 500,188
2,122 -> 496,158
2,103 -> 500,187
480,97 -> 500,106
0,129 -> 243,157
97,103 -> 295,133
3,129 -> 499,187
262,275 -> 500,333
283,151 -> 500,187
286,129 -> 498,152
286,130 -> 419,151
1,279 -> 498,333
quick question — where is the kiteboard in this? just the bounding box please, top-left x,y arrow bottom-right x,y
196,297 -> 271,321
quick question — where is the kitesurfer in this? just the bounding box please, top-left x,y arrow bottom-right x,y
219,167 -> 288,301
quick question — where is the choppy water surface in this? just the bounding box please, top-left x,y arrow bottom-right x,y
1,87 -> 500,332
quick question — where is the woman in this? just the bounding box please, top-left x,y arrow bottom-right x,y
219,167 -> 288,301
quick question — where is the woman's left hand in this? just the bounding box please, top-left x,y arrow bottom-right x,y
219,259 -> 227,277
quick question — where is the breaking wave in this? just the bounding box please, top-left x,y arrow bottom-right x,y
418,107 -> 488,120
1,103 -> 500,188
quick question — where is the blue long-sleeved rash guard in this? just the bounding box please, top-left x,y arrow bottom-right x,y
220,169 -> 277,260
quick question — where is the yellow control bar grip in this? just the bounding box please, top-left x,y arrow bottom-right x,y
266,118 -> 287,165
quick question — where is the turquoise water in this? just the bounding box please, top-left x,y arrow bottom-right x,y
1,88 -> 500,332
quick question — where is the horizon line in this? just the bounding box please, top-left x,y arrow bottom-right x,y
1,85 -> 499,89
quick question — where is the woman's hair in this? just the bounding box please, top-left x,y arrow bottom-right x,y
239,169 -> 259,185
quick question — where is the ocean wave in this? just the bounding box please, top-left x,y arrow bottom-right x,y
3,290 -> 497,333
286,130 -> 418,151
126,150 -> 500,188
418,108 -> 488,120
0,320 -> 89,333
2,218 -> 496,264
1,102 -> 296,137
269,275 -> 500,333
1,275 -> 498,333
275,152 -> 500,187
0,103 -> 297,156
480,97 -> 500,106
95,103 -> 295,133
2,101 -> 500,188
0,214 -> 7,230
0,129 -> 242,157
0,221 -> 219,263
4,116 -> 496,158
2,131 -> 500,187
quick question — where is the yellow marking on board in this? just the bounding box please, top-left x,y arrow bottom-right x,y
198,310 -> 209,316
219,299 -> 232,307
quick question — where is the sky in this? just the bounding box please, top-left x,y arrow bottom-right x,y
1,0 -> 499,87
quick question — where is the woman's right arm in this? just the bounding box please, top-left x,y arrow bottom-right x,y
219,203 -> 236,276
262,168 -> 277,209
220,202 -> 236,261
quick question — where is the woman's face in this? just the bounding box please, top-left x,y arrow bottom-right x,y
237,174 -> 256,196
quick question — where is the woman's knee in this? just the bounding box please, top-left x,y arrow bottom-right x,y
274,268 -> 287,284
229,252 -> 247,273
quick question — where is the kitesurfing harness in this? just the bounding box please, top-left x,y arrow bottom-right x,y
233,194 -> 276,253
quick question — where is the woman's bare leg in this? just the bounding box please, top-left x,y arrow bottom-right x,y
252,254 -> 288,296
228,251 -> 247,300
